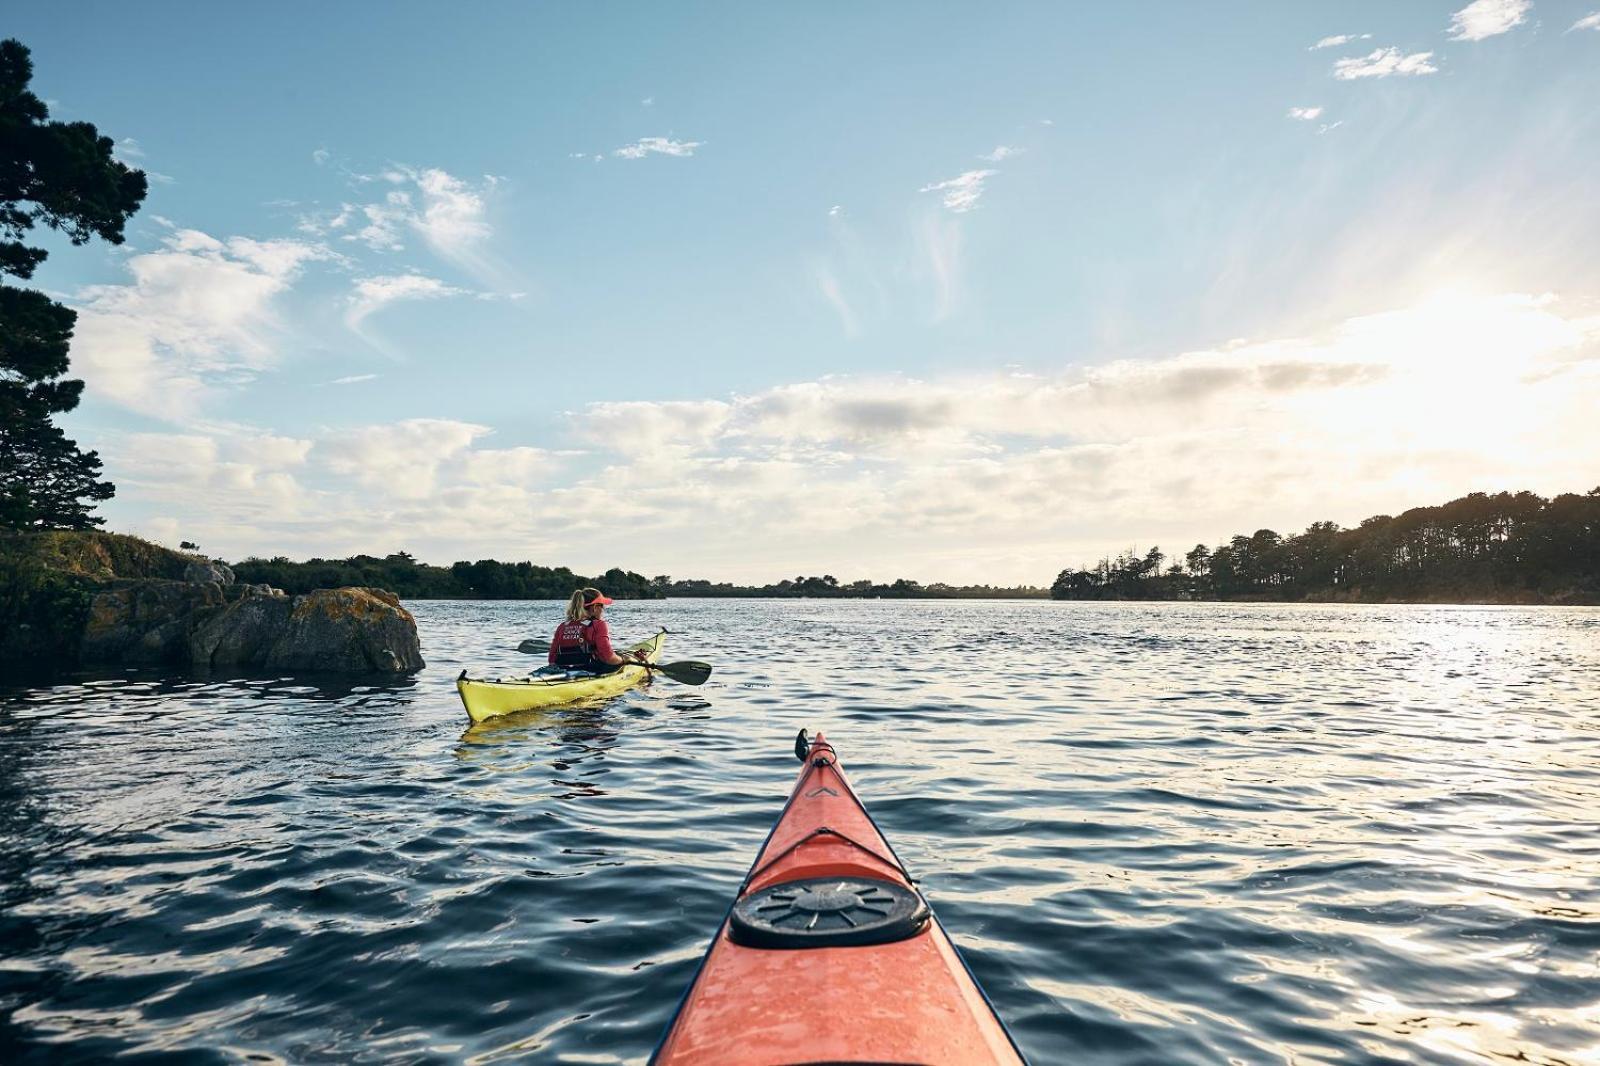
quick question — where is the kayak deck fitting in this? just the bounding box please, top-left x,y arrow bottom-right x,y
455,629 -> 666,724
651,730 -> 1026,1065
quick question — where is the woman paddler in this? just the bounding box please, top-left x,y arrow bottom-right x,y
549,587 -> 645,674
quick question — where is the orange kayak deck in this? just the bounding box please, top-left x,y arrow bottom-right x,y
651,731 -> 1025,1065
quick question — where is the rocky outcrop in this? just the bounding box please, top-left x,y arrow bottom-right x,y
189,586 -> 423,672
1,532 -> 424,678
269,588 -> 423,672
183,559 -> 236,587
188,586 -> 292,668
82,579 -> 229,665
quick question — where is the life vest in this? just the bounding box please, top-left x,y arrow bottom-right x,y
551,620 -> 595,666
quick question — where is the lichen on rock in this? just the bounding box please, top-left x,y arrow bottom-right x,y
262,588 -> 424,673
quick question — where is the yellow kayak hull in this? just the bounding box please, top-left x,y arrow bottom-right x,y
456,629 -> 666,724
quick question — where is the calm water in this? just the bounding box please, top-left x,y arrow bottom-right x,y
2,600 -> 1597,1064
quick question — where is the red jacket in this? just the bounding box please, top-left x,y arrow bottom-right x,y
549,618 -> 614,666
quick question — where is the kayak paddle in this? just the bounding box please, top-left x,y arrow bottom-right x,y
515,639 -> 712,686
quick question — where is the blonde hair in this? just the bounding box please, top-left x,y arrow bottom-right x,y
566,587 -> 604,623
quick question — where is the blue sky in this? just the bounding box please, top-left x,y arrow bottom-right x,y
12,1 -> 1600,583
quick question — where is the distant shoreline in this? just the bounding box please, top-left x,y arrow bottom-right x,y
407,592 -> 1595,606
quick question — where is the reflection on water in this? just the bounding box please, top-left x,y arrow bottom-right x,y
2,599 -> 1597,1064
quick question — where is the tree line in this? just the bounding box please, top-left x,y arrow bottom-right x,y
1051,488 -> 1600,604
229,553 -> 664,600
227,555 -> 1047,601
657,575 -> 1047,599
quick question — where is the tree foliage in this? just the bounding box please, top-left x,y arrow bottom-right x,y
230,552 -> 665,601
662,575 -> 1047,599
0,39 -> 146,531
1051,488 -> 1600,604
227,553 -> 1047,600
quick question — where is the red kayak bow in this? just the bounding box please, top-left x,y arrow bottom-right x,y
651,730 -> 1025,1064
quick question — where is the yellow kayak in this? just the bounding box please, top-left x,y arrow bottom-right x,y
456,629 -> 666,724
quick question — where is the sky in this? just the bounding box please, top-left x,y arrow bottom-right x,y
10,1 -> 1600,585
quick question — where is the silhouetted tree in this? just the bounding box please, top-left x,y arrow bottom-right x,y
0,40 -> 145,529
1049,487 -> 1600,603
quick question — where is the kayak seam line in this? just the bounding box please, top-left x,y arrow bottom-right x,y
740,825 -> 906,894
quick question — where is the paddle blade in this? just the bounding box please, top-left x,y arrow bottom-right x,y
516,639 -> 549,655
653,660 -> 713,686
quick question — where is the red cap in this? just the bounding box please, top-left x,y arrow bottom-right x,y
585,592 -> 614,606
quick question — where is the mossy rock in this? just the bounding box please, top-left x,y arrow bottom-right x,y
0,531 -> 199,677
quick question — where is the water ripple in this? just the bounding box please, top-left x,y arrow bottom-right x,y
2,600 -> 1597,1064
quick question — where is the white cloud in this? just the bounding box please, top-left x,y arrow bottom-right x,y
1333,48 -> 1439,79
298,165 -> 498,271
1448,0 -> 1531,40
1318,120 -> 1346,135
412,167 -> 493,258
317,418 -> 491,499
110,431 -> 313,522
613,137 -> 702,159
345,273 -> 467,330
456,446 -> 560,486
828,205 -> 843,217
981,145 -> 1021,162
641,96 -> 654,107
88,288 -> 1600,585
1288,106 -> 1325,121
328,374 -> 378,385
1310,33 -> 1373,50
312,148 -> 330,166
920,169 -> 997,213
575,400 -> 731,457
1572,12 -> 1600,30
115,137 -> 145,160
528,291 -> 1599,581
71,230 -> 330,420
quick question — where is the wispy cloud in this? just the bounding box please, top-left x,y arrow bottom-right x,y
1571,12 -> 1600,31
919,215 -> 963,320
345,273 -> 466,330
1333,48 -> 1439,79
828,204 -> 843,218
816,267 -> 857,336
113,138 -> 171,181
302,168 -> 491,250
328,373 -> 378,385
920,169 -> 997,213
980,145 -> 1021,162
1310,33 -> 1373,50
1318,120 -> 1346,135
411,167 -> 494,261
1448,0 -> 1531,41
1288,106 -> 1325,121
613,137 -> 702,159
300,165 -> 503,281
71,230 -> 331,420
312,148 -> 330,166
